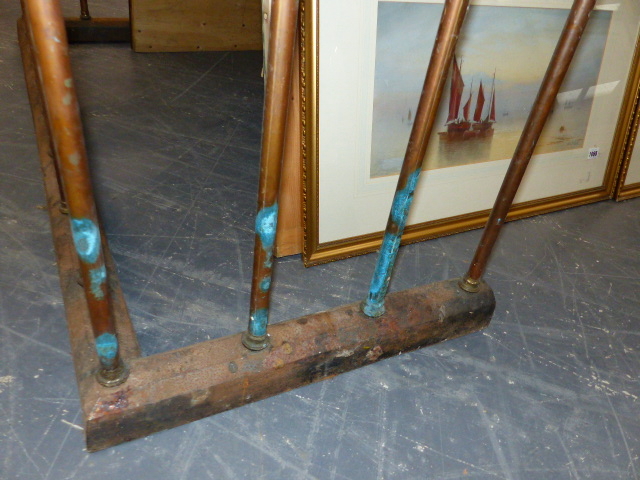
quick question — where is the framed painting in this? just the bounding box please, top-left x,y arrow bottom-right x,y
613,40 -> 640,201
301,0 -> 640,265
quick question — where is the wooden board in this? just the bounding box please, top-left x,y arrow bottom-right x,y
130,0 -> 303,255
84,278 -> 494,451
131,0 -> 263,52
275,39 -> 303,257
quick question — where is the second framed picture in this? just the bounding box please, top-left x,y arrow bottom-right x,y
613,39 -> 640,201
301,0 -> 640,265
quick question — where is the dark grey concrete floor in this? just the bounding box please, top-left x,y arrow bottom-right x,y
2,2 -> 640,479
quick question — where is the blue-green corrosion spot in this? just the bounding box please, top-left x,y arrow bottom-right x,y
70,218 -> 101,264
89,265 -> 106,300
363,232 -> 402,317
259,276 -> 271,293
255,203 -> 278,248
256,203 -> 278,269
363,170 -> 421,317
249,308 -> 269,337
390,170 -> 421,230
95,332 -> 118,367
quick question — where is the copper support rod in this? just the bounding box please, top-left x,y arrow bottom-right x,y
362,0 -> 470,317
459,0 -> 596,293
23,0 -> 127,386
79,0 -> 91,21
243,0 -> 299,350
18,5 -> 69,213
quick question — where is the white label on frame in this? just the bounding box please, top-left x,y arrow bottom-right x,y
588,147 -> 600,159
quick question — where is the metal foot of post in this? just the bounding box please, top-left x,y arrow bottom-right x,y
458,275 -> 481,293
241,332 -> 271,351
96,362 -> 129,388
361,299 -> 385,318
59,200 -> 69,215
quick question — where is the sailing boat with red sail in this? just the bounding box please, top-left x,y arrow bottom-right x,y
439,55 -> 470,139
439,57 -> 496,141
472,71 -> 496,136
473,81 -> 485,124
462,79 -> 473,123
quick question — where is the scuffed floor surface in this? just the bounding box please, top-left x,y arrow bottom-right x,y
1,1 -> 639,479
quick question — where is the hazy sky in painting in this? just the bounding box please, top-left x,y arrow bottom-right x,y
374,3 -> 612,121
370,3 -> 613,177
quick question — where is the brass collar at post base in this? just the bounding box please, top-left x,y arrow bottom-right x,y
458,275 -> 481,293
360,299 -> 385,318
241,332 -> 271,352
59,200 -> 69,215
96,362 -> 129,388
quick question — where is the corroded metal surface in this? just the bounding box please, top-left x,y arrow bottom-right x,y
23,14 -> 494,450
245,0 -> 299,349
82,278 -> 494,451
363,0 -> 470,317
20,0 -> 495,454
18,16 -> 140,388
22,0 -> 126,381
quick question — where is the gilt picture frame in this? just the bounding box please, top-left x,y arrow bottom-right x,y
613,39 -> 640,201
301,0 -> 640,265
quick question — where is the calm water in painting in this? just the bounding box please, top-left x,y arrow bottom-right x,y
370,3 -> 612,178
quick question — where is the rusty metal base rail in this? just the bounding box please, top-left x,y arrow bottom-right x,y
19,15 -> 495,452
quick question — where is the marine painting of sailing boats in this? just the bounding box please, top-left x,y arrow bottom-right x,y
370,2 -> 612,178
439,57 -> 496,141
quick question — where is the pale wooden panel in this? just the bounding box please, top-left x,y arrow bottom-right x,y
131,0 -> 303,255
275,39 -> 303,257
131,0 -> 263,52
